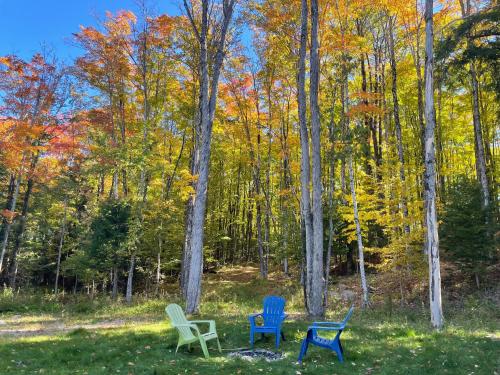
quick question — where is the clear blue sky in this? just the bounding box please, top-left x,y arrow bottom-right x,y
0,0 -> 181,62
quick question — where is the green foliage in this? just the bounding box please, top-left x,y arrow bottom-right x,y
435,6 -> 500,65
440,177 -> 497,275
88,199 -> 132,270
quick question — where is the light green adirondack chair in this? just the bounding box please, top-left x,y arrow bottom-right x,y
165,303 -> 221,358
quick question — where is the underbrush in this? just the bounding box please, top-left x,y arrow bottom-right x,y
1,265 -> 498,326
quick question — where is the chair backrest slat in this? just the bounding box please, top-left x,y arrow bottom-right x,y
166,303 -> 195,340
262,296 -> 285,326
342,305 -> 355,325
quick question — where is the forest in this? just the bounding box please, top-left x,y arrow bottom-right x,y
0,0 -> 498,373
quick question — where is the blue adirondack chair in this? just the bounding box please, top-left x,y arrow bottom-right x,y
297,305 -> 354,363
249,295 -> 287,349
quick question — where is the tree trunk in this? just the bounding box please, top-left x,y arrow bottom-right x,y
238,88 -> 266,278
181,68 -> 201,294
264,121 -> 272,279
415,43 -> 426,169
324,94 -> 337,307
125,254 -> 135,303
180,198 -> 193,295
54,199 -> 68,294
388,16 -> 410,234
112,265 -> 118,300
9,175 -> 34,288
343,54 -> 369,305
458,0 -> 490,208
279,95 -> 292,277
73,275 -> 78,294
156,236 -> 161,296
297,0 -> 314,314
111,172 -> 119,199
424,0 -> 444,329
180,141 -> 197,296
356,22 -> 373,176
0,174 -> 21,274
308,0 -> 325,317
469,63 -> 490,207
348,155 -> 369,307
256,198 -> 265,277
300,217 -> 309,312
183,0 -> 235,314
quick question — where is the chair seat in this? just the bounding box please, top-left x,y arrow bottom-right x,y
202,332 -> 218,340
311,336 -> 334,346
253,325 -> 280,332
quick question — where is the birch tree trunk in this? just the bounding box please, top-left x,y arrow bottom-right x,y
125,254 -> 135,303
111,172 -> 119,199
343,66 -> 369,306
156,234 -> 162,296
264,114 -> 272,279
348,155 -> 369,307
297,0 -> 314,312
424,0 -> 444,329
308,0 -> 325,317
54,198 -> 67,294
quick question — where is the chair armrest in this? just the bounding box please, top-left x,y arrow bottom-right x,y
312,321 -> 343,326
189,320 -> 216,332
277,313 -> 287,325
248,313 -> 262,326
308,324 -> 345,332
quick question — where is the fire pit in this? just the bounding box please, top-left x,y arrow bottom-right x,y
228,349 -> 284,362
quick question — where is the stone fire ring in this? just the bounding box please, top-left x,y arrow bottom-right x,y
228,348 -> 285,362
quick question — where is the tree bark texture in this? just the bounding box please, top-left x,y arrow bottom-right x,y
424,0 -> 444,329
308,0 -> 325,317
297,0 -> 314,314
183,0 -> 235,314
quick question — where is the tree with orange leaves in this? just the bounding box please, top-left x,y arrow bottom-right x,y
0,53 -> 71,286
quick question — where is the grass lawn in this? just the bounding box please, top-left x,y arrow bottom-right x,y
1,267 -> 498,374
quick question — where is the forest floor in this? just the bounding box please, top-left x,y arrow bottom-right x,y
0,266 -> 498,374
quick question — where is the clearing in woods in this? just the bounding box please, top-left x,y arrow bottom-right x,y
0,267 -> 498,374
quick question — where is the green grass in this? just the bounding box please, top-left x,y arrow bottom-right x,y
1,268 -> 498,374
